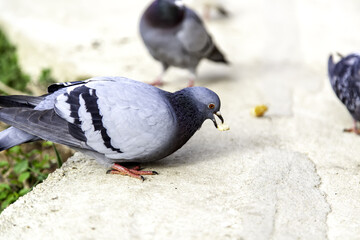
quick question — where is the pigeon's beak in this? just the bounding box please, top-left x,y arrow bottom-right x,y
212,111 -> 229,131
212,111 -> 224,128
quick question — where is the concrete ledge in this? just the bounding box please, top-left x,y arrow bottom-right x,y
0,147 -> 330,239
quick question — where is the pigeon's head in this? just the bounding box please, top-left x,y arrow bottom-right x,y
158,0 -> 184,10
187,87 -> 227,130
145,0 -> 185,28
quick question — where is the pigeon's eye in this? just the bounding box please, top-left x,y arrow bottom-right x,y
208,103 -> 215,109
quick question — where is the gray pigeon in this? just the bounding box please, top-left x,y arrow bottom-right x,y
328,53 -> 360,134
139,0 -> 228,87
0,77 -> 228,180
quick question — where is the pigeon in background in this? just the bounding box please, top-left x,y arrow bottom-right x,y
328,53 -> 360,134
139,0 -> 228,87
0,77 -> 228,180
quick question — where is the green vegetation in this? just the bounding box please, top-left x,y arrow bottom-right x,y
38,68 -> 57,90
0,142 -> 62,212
0,28 -> 30,93
0,27 -> 64,213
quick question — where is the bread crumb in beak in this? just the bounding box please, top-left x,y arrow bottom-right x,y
217,123 -> 230,131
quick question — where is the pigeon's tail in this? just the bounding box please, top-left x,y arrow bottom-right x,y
0,95 -> 44,151
0,95 -> 44,108
207,45 -> 229,64
0,126 -> 39,151
328,54 -> 336,78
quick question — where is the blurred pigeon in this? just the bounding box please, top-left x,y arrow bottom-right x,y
140,0 -> 228,87
0,77 -> 228,180
328,53 -> 360,134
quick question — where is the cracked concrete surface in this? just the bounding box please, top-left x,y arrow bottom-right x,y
0,0 -> 360,239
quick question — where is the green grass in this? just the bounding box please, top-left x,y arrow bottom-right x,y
38,68 -> 57,87
0,142 -> 62,211
0,28 -> 30,93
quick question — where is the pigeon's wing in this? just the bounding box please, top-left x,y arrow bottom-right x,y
329,54 -> 360,89
0,86 -> 74,151
47,79 -> 95,93
0,95 -> 45,108
328,54 -> 360,119
344,55 -> 360,118
0,126 -> 40,151
54,77 -> 177,161
0,107 -> 89,149
176,9 -> 213,57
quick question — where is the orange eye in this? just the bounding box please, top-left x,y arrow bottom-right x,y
208,103 -> 215,109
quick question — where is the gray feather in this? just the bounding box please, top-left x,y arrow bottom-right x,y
0,127 -> 40,151
0,88 -> 70,150
0,108 -> 89,149
0,95 -> 45,108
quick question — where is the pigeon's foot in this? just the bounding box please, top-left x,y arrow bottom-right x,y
149,78 -> 164,87
343,121 -> 360,135
107,164 -> 158,181
343,127 -> 360,135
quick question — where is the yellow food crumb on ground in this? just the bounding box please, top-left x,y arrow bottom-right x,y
217,123 -> 230,131
251,105 -> 268,117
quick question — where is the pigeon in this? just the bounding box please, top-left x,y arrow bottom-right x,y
328,53 -> 360,134
139,0 -> 228,87
0,77 -> 228,180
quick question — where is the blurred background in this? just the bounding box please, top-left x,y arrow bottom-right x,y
1,0 -> 360,84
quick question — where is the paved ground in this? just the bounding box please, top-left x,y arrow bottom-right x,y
0,0 -> 360,239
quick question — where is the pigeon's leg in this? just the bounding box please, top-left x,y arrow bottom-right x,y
187,71 -> 196,87
150,76 -> 164,87
108,163 -> 158,180
203,5 -> 211,20
343,120 -> 360,135
150,64 -> 169,86
187,79 -> 195,87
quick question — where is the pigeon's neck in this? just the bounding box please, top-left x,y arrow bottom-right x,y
145,0 -> 185,28
166,90 -> 205,150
